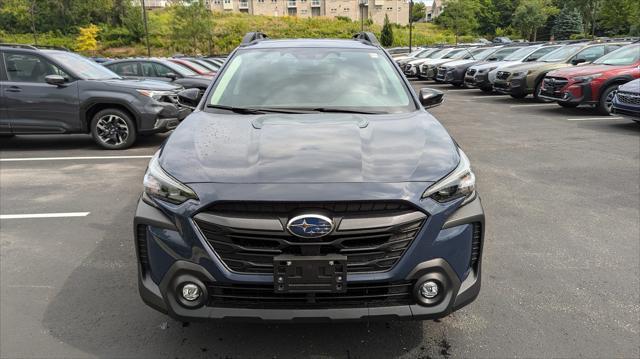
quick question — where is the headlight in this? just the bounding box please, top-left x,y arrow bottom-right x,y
574,73 -> 602,83
422,149 -> 476,204
136,89 -> 175,101
512,71 -> 529,77
143,152 -> 198,204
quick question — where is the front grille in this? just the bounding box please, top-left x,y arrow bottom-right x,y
617,91 -> 640,105
466,68 -> 477,76
194,201 -> 426,274
207,281 -> 414,308
436,67 -> 447,79
541,76 -> 568,98
496,71 -> 510,80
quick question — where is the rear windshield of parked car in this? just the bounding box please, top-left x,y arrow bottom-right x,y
208,48 -> 416,113
593,45 -> 640,66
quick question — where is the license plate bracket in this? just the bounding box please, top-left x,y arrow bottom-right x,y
273,254 -> 347,293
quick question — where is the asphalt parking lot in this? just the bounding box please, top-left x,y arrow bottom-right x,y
1,81 -> 638,358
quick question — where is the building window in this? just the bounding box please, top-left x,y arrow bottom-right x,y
214,0 -> 220,3
330,8 -> 336,12
344,7 -> 349,11
258,0 -> 264,2
301,9 -> 307,13
386,6 -> 392,10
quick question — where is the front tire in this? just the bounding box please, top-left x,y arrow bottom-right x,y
596,84 -> 618,116
533,80 -> 550,102
90,109 -> 137,150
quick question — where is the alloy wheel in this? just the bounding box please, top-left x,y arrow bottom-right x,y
95,114 -> 130,146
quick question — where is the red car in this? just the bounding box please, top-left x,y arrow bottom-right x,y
168,58 -> 215,78
539,44 -> 640,115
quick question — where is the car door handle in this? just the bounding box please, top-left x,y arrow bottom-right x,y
6,86 -> 21,92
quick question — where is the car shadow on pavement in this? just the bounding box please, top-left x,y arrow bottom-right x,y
42,205 -> 456,359
0,133 -> 168,152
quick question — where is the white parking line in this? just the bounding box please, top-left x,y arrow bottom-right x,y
445,88 -> 479,92
472,95 -> 511,99
0,155 -> 152,162
509,103 -> 558,108
566,117 -> 624,121
0,212 -> 90,219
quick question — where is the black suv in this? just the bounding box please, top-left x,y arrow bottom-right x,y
104,58 -> 212,91
0,44 -> 192,149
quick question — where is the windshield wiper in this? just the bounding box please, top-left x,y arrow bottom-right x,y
206,105 -> 308,114
309,108 -> 384,114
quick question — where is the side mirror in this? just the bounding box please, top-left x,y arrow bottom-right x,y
419,88 -> 445,109
165,72 -> 178,80
487,57 -> 498,61
525,57 -> 538,62
45,74 -> 66,86
177,88 -> 202,107
571,58 -> 586,65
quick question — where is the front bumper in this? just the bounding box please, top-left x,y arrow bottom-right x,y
538,80 -> 595,106
612,96 -> 640,122
133,188 -> 485,322
464,72 -> 490,89
493,76 -> 527,97
138,100 -> 192,134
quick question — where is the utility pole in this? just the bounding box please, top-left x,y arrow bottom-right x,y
141,0 -> 151,57
359,0 -> 366,32
408,0 -> 413,52
30,0 -> 38,45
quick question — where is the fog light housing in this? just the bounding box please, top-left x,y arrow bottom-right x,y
420,281 -> 439,299
181,283 -> 201,301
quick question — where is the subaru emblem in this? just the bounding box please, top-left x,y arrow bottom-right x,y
286,214 -> 334,239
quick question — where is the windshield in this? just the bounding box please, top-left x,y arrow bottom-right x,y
489,47 -> 522,60
48,52 -> 120,80
593,45 -> 640,66
503,46 -> 538,61
161,60 -> 197,76
416,49 -> 438,58
463,48 -> 496,60
442,49 -> 466,59
208,48 -> 415,113
538,45 -> 583,62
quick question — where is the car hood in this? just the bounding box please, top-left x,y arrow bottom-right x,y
421,58 -> 458,66
618,79 -> 640,93
503,61 -> 570,74
470,60 -> 516,71
547,64 -> 625,78
160,111 -> 460,184
102,78 -> 181,91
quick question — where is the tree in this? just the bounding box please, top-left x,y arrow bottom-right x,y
435,0 -> 479,44
566,0 -> 602,38
598,0 -> 639,36
123,4 -> 145,42
476,0 -> 500,35
76,24 -> 99,53
170,0 -> 215,54
512,0 -> 558,41
411,2 -> 426,23
552,6 -> 582,40
380,14 -> 393,47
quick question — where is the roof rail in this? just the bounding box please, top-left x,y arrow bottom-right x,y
0,43 -> 38,50
240,32 -> 268,46
352,32 -> 380,46
34,45 -> 70,51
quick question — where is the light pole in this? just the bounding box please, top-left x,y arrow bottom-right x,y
140,0 -> 151,57
408,0 -> 413,52
359,0 -> 366,32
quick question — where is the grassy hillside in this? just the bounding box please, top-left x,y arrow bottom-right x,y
1,11 -> 472,57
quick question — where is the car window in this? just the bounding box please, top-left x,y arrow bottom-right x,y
209,48 -> 415,113
153,63 -> 175,77
490,47 -> 521,60
524,46 -> 560,61
538,45 -> 583,62
140,62 -> 157,77
573,45 -> 605,62
4,52 -> 70,83
109,62 -> 140,76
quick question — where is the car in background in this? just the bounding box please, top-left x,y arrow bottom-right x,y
186,57 -> 221,72
539,44 -> 640,114
493,41 -> 629,99
401,48 -> 445,77
465,44 -> 562,92
612,78 -> 640,122
393,47 -> 427,63
387,46 -> 411,57
104,58 -> 212,91
418,47 -> 476,80
435,45 -> 523,86
168,58 -> 215,77
0,45 -> 191,149
204,57 -> 226,66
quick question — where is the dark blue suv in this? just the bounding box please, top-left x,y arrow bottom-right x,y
134,32 -> 485,322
